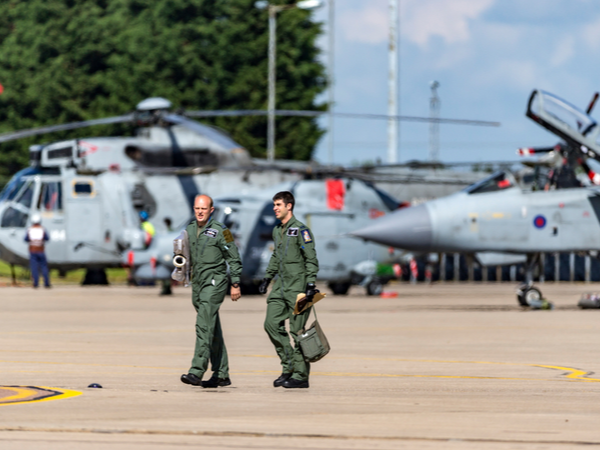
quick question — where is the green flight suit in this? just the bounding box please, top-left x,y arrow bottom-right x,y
186,217 -> 242,379
264,215 -> 319,381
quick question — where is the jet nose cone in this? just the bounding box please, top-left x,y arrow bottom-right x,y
351,204 -> 433,250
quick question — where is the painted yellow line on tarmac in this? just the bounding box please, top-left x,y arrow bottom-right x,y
4,356 -> 600,383
0,386 -> 81,406
533,365 -> 600,382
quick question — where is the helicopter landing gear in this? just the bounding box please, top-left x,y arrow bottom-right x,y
82,269 -> 109,285
328,282 -> 351,296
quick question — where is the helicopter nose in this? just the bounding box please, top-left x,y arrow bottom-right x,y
351,204 -> 433,250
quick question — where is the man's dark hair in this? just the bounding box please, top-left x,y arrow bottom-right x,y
273,191 -> 295,210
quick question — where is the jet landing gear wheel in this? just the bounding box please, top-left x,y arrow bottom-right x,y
516,284 -> 541,306
516,286 -> 552,309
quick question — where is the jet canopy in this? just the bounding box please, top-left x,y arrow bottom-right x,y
463,171 -> 516,195
527,90 -> 600,156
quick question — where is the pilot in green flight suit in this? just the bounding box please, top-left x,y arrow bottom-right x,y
258,191 -> 319,389
180,194 -> 242,388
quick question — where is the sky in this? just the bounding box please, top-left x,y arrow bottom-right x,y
308,0 -> 600,166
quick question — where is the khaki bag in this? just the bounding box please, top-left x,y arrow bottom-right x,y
297,307 -> 330,363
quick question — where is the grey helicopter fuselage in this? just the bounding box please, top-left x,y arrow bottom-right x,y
0,124 -> 304,271
128,177 -> 403,294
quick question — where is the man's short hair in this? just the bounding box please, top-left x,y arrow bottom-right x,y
194,194 -> 213,208
273,191 -> 295,210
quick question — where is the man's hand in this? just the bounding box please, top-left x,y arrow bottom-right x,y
258,278 -> 271,295
230,286 -> 241,301
305,283 -> 319,302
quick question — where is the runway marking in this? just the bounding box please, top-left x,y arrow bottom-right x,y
533,364 -> 600,382
0,386 -> 81,406
3,357 -> 599,383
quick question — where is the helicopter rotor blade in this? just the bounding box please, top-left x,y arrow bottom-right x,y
0,114 -> 135,144
185,110 -> 500,127
587,92 -> 599,115
163,113 -> 243,150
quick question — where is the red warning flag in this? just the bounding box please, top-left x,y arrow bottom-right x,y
326,179 -> 345,210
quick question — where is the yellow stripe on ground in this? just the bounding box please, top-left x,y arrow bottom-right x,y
0,386 -> 81,406
0,387 -> 37,403
3,355 -> 599,384
533,365 -> 600,382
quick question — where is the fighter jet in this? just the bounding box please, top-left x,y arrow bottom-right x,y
351,89 -> 600,306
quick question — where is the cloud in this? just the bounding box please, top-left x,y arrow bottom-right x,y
339,2 -> 388,44
403,0 -> 495,46
338,0 -> 495,46
581,16 -> 600,50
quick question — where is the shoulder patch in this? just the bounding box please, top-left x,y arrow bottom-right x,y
222,228 -> 234,243
287,227 -> 299,236
301,229 -> 312,243
203,228 -> 218,238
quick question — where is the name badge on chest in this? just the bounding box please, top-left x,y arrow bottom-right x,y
203,228 -> 218,238
287,227 -> 299,236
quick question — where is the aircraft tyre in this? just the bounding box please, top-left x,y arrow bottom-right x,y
328,282 -> 351,296
366,279 -> 383,296
517,286 -> 544,307
82,269 -> 109,285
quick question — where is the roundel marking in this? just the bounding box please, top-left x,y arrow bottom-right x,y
533,215 -> 546,229
0,386 -> 81,406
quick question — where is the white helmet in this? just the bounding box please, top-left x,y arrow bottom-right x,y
31,214 -> 41,224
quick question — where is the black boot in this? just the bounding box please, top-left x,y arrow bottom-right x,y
180,373 -> 202,386
282,378 -> 309,389
273,372 -> 292,387
202,377 -> 232,388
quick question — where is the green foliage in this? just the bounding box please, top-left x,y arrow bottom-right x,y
0,0 -> 327,176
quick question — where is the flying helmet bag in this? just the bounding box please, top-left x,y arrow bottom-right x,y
297,306 -> 330,363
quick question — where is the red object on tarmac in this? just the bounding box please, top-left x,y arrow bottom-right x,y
380,291 -> 398,298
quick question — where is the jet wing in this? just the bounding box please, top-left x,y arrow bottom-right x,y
526,89 -> 600,156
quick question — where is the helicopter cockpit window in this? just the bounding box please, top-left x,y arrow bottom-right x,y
0,167 -> 39,202
1,207 -> 28,228
464,171 -> 514,195
15,180 -> 35,208
73,180 -> 94,197
38,182 -> 63,212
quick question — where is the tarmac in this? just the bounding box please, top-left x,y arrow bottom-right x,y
2,282 -> 600,449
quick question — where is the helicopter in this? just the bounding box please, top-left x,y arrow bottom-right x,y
351,89 -> 600,307
0,97 -> 311,282
126,176 -> 405,295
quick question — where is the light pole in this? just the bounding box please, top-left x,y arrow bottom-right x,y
327,0 -> 335,164
387,0 -> 399,164
256,0 -> 323,162
429,80 -> 440,161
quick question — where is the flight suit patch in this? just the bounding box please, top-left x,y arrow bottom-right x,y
302,229 -> 312,243
287,228 -> 299,236
203,228 -> 218,238
222,229 -> 234,243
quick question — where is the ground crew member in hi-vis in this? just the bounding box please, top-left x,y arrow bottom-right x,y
25,214 -> 50,289
258,191 -> 319,389
180,195 -> 242,388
